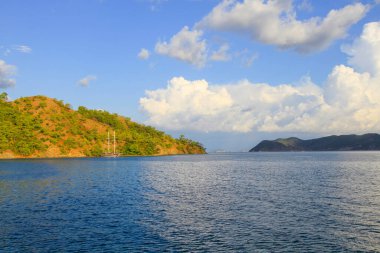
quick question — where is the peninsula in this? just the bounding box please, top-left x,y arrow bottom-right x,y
0,94 -> 205,159
250,134 -> 380,152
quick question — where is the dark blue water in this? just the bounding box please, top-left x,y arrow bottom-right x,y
1,153 -> 380,252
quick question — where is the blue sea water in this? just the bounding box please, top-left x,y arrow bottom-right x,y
0,152 -> 379,252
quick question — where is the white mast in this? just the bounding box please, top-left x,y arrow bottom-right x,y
113,130 -> 116,154
107,131 -> 110,153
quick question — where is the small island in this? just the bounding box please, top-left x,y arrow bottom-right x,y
0,94 -> 206,159
250,134 -> 380,152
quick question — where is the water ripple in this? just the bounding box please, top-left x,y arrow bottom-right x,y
0,153 -> 380,252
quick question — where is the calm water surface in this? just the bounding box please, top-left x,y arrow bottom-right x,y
0,152 -> 380,252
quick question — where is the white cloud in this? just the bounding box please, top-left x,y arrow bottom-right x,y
198,0 -> 369,53
140,76 -> 323,132
140,22 -> 380,134
13,45 -> 32,54
210,43 -> 230,62
78,75 -> 97,87
0,60 -> 16,89
297,0 -> 313,12
235,49 -> 258,67
140,77 -> 233,131
155,26 -> 207,67
138,48 -> 150,60
342,22 -> 380,77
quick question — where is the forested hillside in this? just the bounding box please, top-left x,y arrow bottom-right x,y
0,94 -> 205,158
250,134 -> 380,152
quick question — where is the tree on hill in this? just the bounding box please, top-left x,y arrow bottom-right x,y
0,92 -> 8,101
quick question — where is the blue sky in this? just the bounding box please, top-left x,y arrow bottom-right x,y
1,0 -> 380,151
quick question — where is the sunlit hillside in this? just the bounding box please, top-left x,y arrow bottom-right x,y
0,95 -> 205,158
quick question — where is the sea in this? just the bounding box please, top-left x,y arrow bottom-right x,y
0,152 -> 379,252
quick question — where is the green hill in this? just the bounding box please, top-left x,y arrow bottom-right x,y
0,94 -> 206,158
250,134 -> 380,152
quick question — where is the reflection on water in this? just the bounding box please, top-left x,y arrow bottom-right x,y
0,153 -> 380,252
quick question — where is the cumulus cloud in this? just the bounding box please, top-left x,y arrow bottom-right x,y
198,0 -> 369,53
342,22 -> 380,77
0,60 -> 16,88
140,76 -> 324,132
210,43 -> 230,62
13,45 -> 32,54
138,48 -> 150,60
155,26 -> 207,67
140,22 -> 380,134
140,77 -> 234,131
78,75 -> 97,87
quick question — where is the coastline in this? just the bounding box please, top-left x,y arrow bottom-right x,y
0,152 -> 207,160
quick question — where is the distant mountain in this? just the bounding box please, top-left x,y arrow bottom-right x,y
0,95 -> 205,158
250,134 -> 380,152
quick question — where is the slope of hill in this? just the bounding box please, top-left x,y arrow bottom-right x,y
250,134 -> 380,152
0,95 -> 205,158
